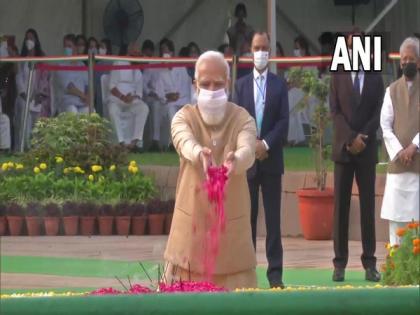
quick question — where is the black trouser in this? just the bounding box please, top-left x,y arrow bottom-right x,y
248,170 -> 283,282
333,160 -> 377,270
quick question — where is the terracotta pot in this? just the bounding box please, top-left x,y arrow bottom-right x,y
25,216 -> 42,236
7,216 -> 23,236
148,214 -> 165,235
44,217 -> 60,236
296,188 -> 334,240
165,213 -> 173,234
98,216 -> 114,235
80,216 -> 95,236
131,215 -> 147,235
0,216 -> 8,236
116,216 -> 131,236
63,216 -> 79,236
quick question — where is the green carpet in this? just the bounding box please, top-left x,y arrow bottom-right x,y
1,255 -> 374,294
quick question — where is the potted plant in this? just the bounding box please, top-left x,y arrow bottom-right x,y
98,204 -> 114,235
43,203 -> 61,236
147,199 -> 166,235
131,203 -> 147,235
165,199 -> 175,234
6,203 -> 24,236
79,202 -> 97,236
288,68 -> 334,240
25,202 -> 42,236
62,201 -> 79,236
0,203 -> 8,236
114,202 -> 131,236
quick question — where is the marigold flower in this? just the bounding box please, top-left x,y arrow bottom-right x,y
39,163 -> 47,170
385,243 -> 391,250
55,156 -> 64,164
73,166 -> 83,174
129,160 -> 137,167
91,165 -> 103,173
413,246 -> 420,255
15,164 -> 24,170
129,165 -> 139,174
33,167 -> 40,174
88,174 -> 94,181
396,227 -> 406,237
63,168 -> 70,174
7,161 -> 14,168
413,239 -> 420,247
109,165 -> 116,171
407,222 -> 419,229
1,163 -> 8,171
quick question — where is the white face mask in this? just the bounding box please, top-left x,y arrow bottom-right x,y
162,53 -> 172,58
98,48 -> 107,55
25,39 -> 35,51
0,41 -> 8,57
253,50 -> 269,70
293,49 -> 301,57
197,87 -> 228,125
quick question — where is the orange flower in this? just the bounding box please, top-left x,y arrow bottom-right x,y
396,227 -> 406,237
380,264 -> 387,272
413,239 -> 420,247
407,222 -> 418,229
413,246 -> 420,255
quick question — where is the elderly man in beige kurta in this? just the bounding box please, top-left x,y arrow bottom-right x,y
164,51 -> 257,289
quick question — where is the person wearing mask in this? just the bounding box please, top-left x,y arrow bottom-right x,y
14,28 -> 50,150
293,35 -> 310,57
76,34 -> 88,55
226,3 -> 254,56
56,33 -> 89,114
233,31 -> 289,289
87,37 -> 99,55
94,38 -> 113,117
108,42 -> 149,152
0,98 -> 11,153
329,30 -> 384,283
142,39 -> 166,152
164,50 -> 257,290
380,37 -> 419,245
187,42 -> 201,79
157,38 -> 191,148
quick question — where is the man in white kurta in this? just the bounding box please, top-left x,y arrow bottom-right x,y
380,37 -> 420,245
108,43 -> 149,150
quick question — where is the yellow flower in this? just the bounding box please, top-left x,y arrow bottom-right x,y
33,167 -> 40,174
129,165 -> 139,174
109,165 -> 116,172
7,161 -> 14,168
73,166 -> 83,174
88,174 -> 94,181
63,167 -> 70,174
91,165 -> 103,173
1,163 -> 8,171
39,163 -> 47,170
15,164 -> 24,170
129,160 -> 137,167
55,156 -> 64,164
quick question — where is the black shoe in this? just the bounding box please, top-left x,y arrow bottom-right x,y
332,268 -> 345,282
365,268 -> 381,282
269,280 -> 285,289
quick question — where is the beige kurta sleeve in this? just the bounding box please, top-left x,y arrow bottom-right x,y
233,114 -> 257,175
171,108 -> 203,165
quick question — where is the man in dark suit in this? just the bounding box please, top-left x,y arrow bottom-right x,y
329,31 -> 384,282
233,31 -> 289,288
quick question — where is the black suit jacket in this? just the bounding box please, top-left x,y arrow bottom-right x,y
329,70 -> 384,163
233,71 -> 289,177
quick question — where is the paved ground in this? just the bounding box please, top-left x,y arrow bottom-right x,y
0,236 -> 387,290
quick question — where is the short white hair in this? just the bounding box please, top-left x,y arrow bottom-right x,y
400,37 -> 419,58
194,50 -> 230,80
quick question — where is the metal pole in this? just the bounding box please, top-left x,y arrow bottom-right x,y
88,51 -> 95,114
365,0 -> 399,33
268,0 -> 277,74
20,62 -> 35,153
231,55 -> 238,98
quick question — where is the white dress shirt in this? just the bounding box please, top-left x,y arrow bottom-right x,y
253,68 -> 269,150
380,82 -> 419,222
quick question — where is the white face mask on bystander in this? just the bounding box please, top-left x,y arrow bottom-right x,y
25,39 -> 35,51
197,88 -> 228,125
253,50 -> 269,70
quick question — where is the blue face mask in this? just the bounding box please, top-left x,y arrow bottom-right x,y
64,47 -> 73,56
